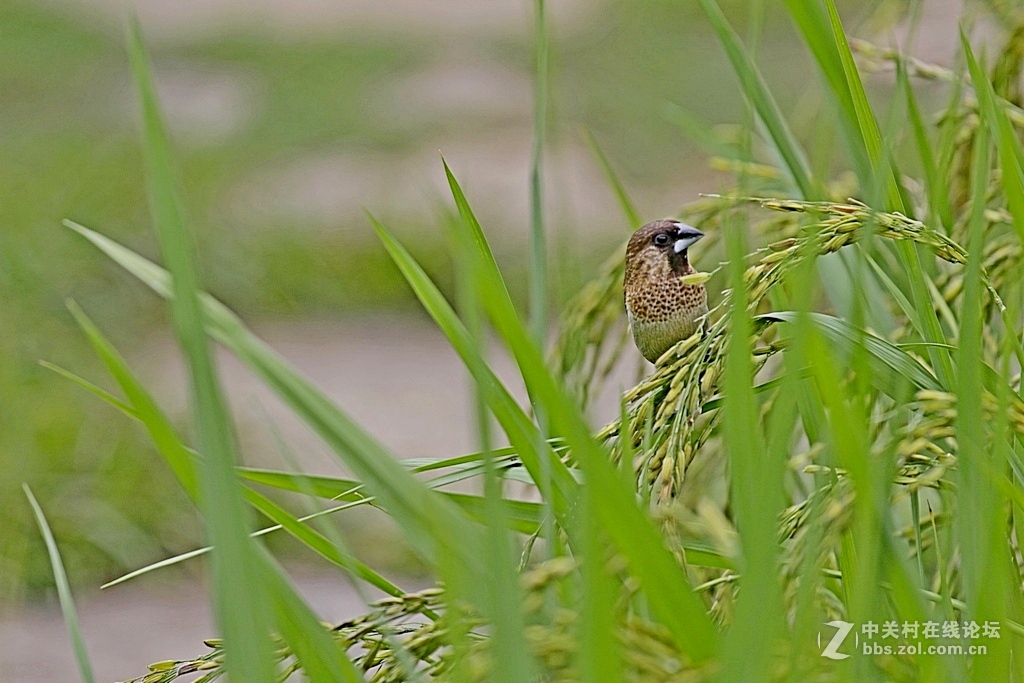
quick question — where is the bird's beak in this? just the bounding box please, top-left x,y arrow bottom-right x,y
673,224 -> 704,253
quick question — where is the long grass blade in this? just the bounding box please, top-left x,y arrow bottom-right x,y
127,19 -> 276,680
50,319 -> 402,598
66,220 -> 491,604
720,214 -> 780,681
758,311 -> 941,393
372,214 -> 578,514
443,165 -> 721,661
244,488 -> 403,598
783,0 -> 870,182
451,186 -> 536,682
584,129 -> 642,228
955,45 -> 1015,678
698,0 -> 819,199
38,360 -> 139,419
68,300 -> 405,668
963,32 -> 1024,244
258,550 -> 367,683
786,0 -> 955,388
67,301 -> 199,496
579,487 -> 623,683
23,485 -> 96,683
530,0 -> 549,348
897,63 -> 953,231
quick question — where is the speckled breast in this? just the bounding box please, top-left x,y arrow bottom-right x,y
626,275 -> 708,362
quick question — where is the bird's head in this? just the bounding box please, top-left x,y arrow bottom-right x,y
625,219 -> 705,278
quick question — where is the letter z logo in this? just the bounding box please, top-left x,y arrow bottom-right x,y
818,620 -> 856,660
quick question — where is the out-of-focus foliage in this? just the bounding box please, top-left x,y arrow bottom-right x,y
1,0 -> 817,600
61,0 -> 1024,679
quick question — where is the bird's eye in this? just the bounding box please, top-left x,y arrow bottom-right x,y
653,233 -> 671,247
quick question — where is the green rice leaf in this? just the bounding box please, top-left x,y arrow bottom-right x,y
720,216 -> 781,681
897,63 -> 952,231
584,129 -> 643,228
444,164 -> 721,662
950,59 -> 1015,675
23,485 -> 96,683
372,214 -> 578,516
67,301 -> 405,617
758,312 -> 941,393
66,302 -> 200,498
259,550 -> 367,683
244,488 -> 403,599
963,32 -> 1024,244
38,361 -> 139,419
66,221 -> 490,604
782,0 -> 870,181
127,19 -> 277,680
698,0 -> 819,199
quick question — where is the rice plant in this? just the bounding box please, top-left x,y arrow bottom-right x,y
35,1 -> 1024,681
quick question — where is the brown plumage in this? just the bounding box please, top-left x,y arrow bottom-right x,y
624,219 -> 708,363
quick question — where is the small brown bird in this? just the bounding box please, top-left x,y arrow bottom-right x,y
624,219 -> 708,363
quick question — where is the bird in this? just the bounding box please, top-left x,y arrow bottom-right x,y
624,219 -> 708,363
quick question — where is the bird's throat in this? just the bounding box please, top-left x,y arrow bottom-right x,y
668,250 -> 692,275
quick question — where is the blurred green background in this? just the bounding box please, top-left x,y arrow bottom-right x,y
1,0 -> 931,603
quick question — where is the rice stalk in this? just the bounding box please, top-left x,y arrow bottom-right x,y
596,197 -> 995,505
